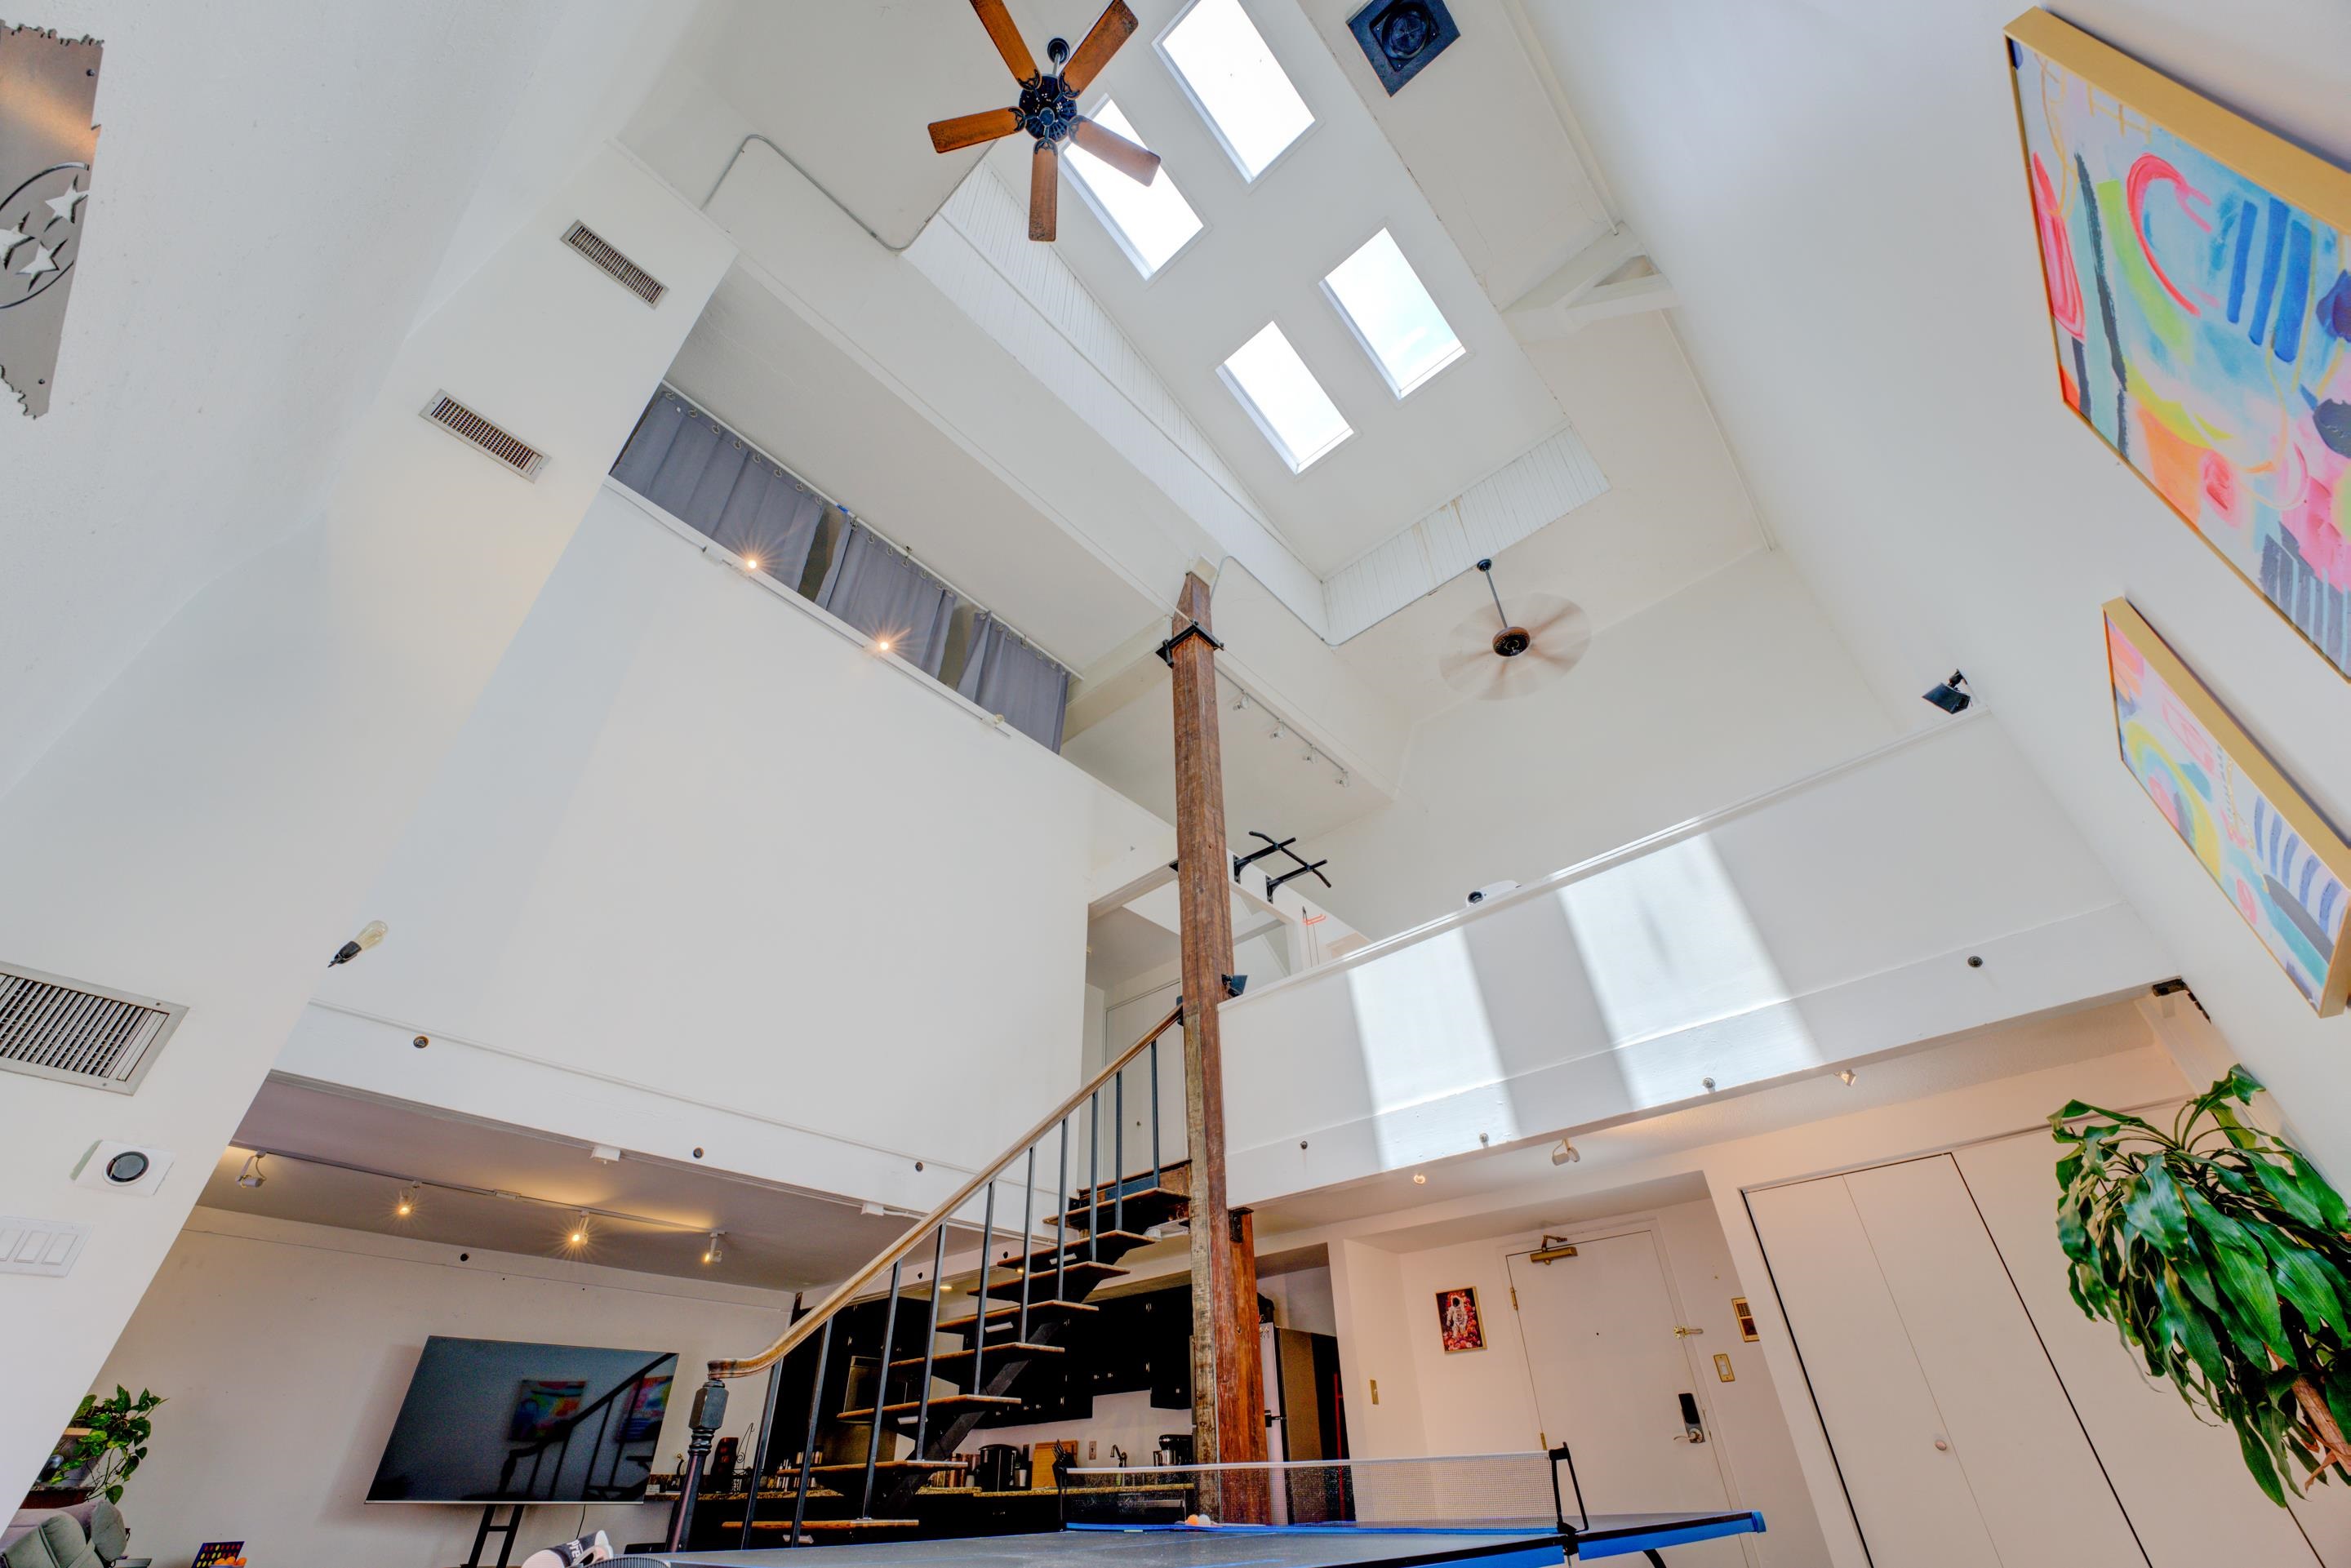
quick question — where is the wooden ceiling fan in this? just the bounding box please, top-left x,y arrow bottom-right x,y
927,0 -> 1162,242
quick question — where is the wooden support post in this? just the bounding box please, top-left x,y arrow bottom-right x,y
1227,1206 -> 1269,1521
1167,571 -> 1264,1502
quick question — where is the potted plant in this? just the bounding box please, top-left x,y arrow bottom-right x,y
53,1386 -> 164,1504
2054,1066 -> 2351,1503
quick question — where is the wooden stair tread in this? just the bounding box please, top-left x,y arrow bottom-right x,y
805,1459 -> 970,1474
981,1259 -> 1128,1299
838,1393 -> 1023,1420
1025,1228 -> 1152,1263
888,1342 -> 1061,1373
942,1300 -> 1098,1330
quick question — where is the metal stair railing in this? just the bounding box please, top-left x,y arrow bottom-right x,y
664,1001 -> 1184,1550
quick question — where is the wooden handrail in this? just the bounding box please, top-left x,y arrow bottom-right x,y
708,1002 -> 1185,1380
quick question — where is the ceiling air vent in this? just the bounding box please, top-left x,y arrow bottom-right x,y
420,392 -> 547,480
0,962 -> 187,1095
561,220 -> 667,307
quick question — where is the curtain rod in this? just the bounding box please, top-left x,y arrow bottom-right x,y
651,383 -> 1073,678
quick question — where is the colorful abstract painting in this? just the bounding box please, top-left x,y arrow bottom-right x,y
2009,13 -> 2351,677
2104,600 -> 2351,1015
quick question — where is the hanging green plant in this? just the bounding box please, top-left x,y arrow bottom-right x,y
60,1385 -> 164,1504
2054,1065 -> 2351,1504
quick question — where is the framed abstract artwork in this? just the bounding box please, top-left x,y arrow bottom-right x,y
2007,12 -> 2351,677
2104,599 -> 2351,1015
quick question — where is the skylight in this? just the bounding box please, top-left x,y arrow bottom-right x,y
1220,322 -> 1351,472
1160,0 -> 1314,181
1322,229 -> 1464,397
1065,100 -> 1202,278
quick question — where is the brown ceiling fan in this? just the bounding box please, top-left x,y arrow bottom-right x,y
927,0 -> 1162,242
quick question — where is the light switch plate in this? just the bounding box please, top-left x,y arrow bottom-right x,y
0,1216 -> 90,1277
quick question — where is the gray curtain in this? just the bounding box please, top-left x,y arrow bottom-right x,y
611,391 -> 824,588
816,522 -> 958,677
958,613 -> 1071,751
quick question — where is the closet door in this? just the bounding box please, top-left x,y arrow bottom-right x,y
1843,1157 -> 2145,1567
1746,1175 -> 2001,1568
1956,1130 -> 2333,1567
1751,1158 -> 2146,1566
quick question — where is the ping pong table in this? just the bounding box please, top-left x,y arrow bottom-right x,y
616,1511 -> 1762,1567
619,1450 -> 1762,1568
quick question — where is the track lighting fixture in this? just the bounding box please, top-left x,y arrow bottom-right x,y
1411,1170 -> 1427,1185
1922,669 -> 1971,715
1837,1068 -> 1857,1086
1300,744 -> 1315,763
1335,771 -> 1349,788
1269,720 -> 1284,740
1233,693 -> 1250,712
703,1231 -> 724,1265
395,1183 -> 419,1217
327,919 -> 388,968
1550,1139 -> 1580,1166
236,1153 -> 267,1189
569,1211 -> 589,1247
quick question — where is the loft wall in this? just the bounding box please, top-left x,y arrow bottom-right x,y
1310,549 -> 1898,939
0,149 -> 734,1502
1218,713 -> 2171,1202
280,482 -> 1116,1210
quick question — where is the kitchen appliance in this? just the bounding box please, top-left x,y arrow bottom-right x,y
973,1444 -> 1024,1492
1158,1433 -> 1193,1467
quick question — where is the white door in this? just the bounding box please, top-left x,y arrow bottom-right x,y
1507,1228 -> 1748,1568
1955,1129 -> 2335,1567
1750,1157 -> 2147,1568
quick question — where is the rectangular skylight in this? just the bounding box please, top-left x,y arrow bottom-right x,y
1322,229 -> 1465,397
1160,0 -> 1314,181
1065,100 -> 1202,278
1220,322 -> 1352,472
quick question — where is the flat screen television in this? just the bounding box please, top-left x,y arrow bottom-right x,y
367,1335 -> 678,1504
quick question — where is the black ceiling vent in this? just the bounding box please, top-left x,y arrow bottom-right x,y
1348,0 -> 1460,95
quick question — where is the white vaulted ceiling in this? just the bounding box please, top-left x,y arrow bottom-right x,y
980,0 -> 1567,576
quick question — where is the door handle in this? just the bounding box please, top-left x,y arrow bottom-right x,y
1677,1392 -> 1707,1444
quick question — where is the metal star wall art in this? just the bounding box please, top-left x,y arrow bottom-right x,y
0,22 -> 101,418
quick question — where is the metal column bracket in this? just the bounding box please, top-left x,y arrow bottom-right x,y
1155,620 -> 1224,665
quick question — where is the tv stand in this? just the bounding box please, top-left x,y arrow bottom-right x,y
460,1504 -> 526,1568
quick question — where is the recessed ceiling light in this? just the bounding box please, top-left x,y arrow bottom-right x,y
1066,98 -> 1202,277
1220,322 -> 1351,472
1162,0 -> 1314,180
1323,229 -> 1464,398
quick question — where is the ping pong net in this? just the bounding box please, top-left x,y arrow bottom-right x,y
1060,1453 -> 1575,1533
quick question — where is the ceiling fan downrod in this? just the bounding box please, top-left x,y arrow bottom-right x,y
1477,558 -> 1532,659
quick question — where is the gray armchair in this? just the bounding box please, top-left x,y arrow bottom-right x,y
0,1499 -> 130,1568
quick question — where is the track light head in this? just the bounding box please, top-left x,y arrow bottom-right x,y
236,1153 -> 267,1189
704,1231 -> 723,1265
569,1211 -> 589,1247
1550,1139 -> 1580,1166
1922,670 -> 1971,715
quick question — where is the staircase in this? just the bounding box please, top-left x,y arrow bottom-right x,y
670,1004 -> 1191,1550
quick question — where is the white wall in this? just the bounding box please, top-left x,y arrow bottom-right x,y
1221,712 -> 2171,1202
277,481 -> 1111,1206
1531,0 -> 2351,1174
1313,550 -> 1898,938
0,152 -> 734,1502
1330,1203 -> 1830,1568
90,1210 -> 791,1568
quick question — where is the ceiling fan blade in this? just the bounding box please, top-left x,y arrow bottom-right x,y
1060,0 -> 1140,93
1030,140 -> 1060,241
1071,116 -> 1160,184
929,107 -> 1024,154
970,0 -> 1040,82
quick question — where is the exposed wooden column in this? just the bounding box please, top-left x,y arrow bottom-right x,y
1166,571 -> 1264,1495
1227,1206 -> 1269,1519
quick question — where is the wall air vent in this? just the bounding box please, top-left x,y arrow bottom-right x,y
0,962 -> 187,1095
560,220 -> 667,307
420,392 -> 547,480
